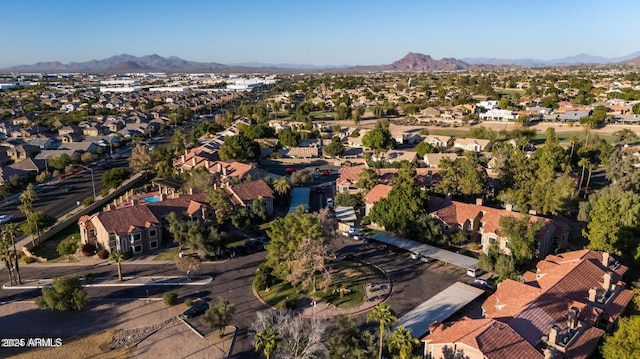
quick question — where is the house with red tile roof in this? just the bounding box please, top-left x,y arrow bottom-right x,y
173,147 -> 267,182
364,184 -> 393,216
336,165 -> 439,194
78,192 -> 212,255
430,200 -> 568,258
422,250 -> 633,359
224,179 -> 275,216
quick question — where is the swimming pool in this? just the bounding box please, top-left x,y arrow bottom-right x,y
141,195 -> 162,203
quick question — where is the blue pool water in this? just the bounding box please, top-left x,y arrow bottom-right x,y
141,195 -> 162,203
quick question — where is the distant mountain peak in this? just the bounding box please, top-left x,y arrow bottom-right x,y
386,52 -> 469,71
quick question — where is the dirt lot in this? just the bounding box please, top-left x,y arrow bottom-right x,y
0,300 -> 230,359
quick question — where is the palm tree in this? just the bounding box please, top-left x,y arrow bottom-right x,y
109,250 -> 125,281
255,327 -> 278,359
577,157 -> 590,192
367,303 -> 398,359
0,235 -> 15,285
389,326 -> 419,359
272,177 -> 291,207
19,183 -> 38,246
3,224 -> 21,284
568,134 -> 579,159
584,162 -> 596,197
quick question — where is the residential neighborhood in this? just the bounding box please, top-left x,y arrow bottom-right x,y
2,40 -> 640,359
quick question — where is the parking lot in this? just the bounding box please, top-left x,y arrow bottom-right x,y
334,236 -> 485,323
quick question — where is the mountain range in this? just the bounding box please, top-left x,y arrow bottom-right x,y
3,52 -> 640,73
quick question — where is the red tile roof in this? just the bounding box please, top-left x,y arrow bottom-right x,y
226,179 -> 274,206
96,205 -> 159,234
365,184 -> 392,204
425,319 -> 543,359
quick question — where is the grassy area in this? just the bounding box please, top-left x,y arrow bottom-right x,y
310,111 -> 336,121
10,330 -> 131,359
425,128 -> 469,137
31,225 -> 81,263
531,129 -> 617,146
152,247 -> 181,261
496,88 -> 526,96
258,260 -> 386,309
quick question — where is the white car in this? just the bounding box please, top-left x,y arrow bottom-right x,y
466,268 -> 482,278
0,214 -> 12,224
342,228 -> 364,239
326,198 -> 334,208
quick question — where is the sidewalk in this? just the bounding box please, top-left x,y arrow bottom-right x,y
2,274 -> 213,290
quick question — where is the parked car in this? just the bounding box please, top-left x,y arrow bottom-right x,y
409,252 -> 429,262
473,279 -> 496,291
326,198 -> 334,208
466,268 -> 482,278
321,169 -> 331,176
179,301 -> 209,319
387,246 -> 402,253
342,227 -> 364,239
0,214 -> 12,224
285,167 -> 296,174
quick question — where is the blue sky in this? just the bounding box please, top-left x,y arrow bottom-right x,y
1,0 -> 639,67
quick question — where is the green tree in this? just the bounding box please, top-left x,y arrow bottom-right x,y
601,315 -> 640,359
219,134 -> 261,162
109,250 -> 126,281
328,315 -> 376,359
362,120 -> 394,151
278,129 -> 300,147
102,167 -> 131,189
48,154 -> 72,171
367,180 -> 433,240
57,236 -> 79,261
498,215 -> 543,265
389,326 -> 420,359
435,155 -> 486,199
2,224 -> 21,284
323,138 -> 344,158
36,276 -> 87,311
207,188 -> 234,224
19,212 -> 55,244
255,327 -> 279,359
355,168 -> 380,193
185,167 -> 216,194
272,177 -> 291,207
415,141 -> 438,158
201,298 -> 235,335
0,233 -> 15,285
367,303 -> 398,359
334,192 -> 363,207
579,187 -> 640,255
265,207 -> 323,280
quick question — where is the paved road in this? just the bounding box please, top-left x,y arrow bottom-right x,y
0,236 -> 478,359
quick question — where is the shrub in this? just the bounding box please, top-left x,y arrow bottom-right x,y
97,249 -> 109,259
84,272 -> 95,284
100,188 -> 109,197
470,243 -> 481,251
81,243 -> 97,256
163,292 -> 178,306
254,270 -> 269,291
185,298 -> 194,307
284,297 -> 297,310
82,196 -> 94,207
